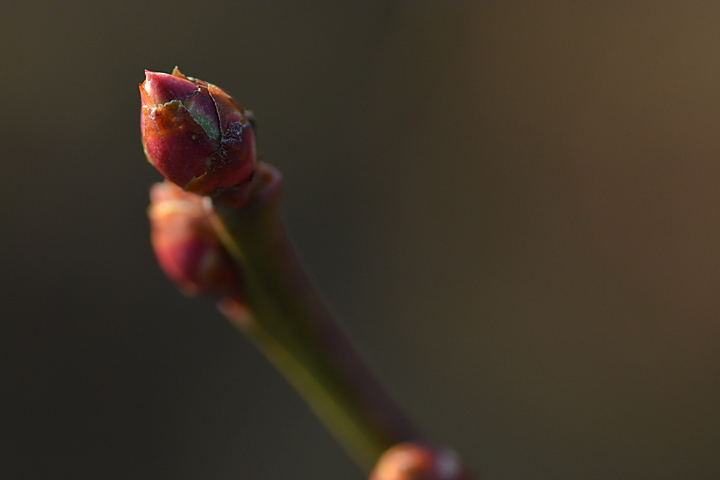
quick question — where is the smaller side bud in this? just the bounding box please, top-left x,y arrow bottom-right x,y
148,181 -> 241,298
370,443 -> 475,480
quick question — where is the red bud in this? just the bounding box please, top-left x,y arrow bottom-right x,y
148,181 -> 241,298
141,68 -> 256,196
370,443 -> 475,480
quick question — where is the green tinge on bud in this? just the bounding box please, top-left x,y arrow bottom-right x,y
140,68 -> 256,197
148,181 -> 242,298
370,443 -> 475,480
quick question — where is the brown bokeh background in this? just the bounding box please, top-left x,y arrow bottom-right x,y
2,2 -> 720,479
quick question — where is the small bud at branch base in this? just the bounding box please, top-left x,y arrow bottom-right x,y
370,443 -> 475,480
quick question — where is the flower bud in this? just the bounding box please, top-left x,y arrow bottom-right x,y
370,443 -> 475,480
140,68 -> 256,196
148,181 -> 241,298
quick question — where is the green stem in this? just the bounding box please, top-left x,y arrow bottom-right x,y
208,164 -> 422,471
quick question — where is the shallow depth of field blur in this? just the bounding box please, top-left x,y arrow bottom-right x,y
2,3 -> 720,479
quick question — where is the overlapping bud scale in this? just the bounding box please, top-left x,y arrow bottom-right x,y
141,68 -> 256,196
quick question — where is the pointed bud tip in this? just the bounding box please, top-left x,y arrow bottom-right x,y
141,69 -> 200,106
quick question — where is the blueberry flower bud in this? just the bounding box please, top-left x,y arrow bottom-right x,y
141,68 -> 256,196
370,443 -> 475,480
148,181 -> 241,297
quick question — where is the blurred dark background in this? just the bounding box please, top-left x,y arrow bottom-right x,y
2,2 -> 720,479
